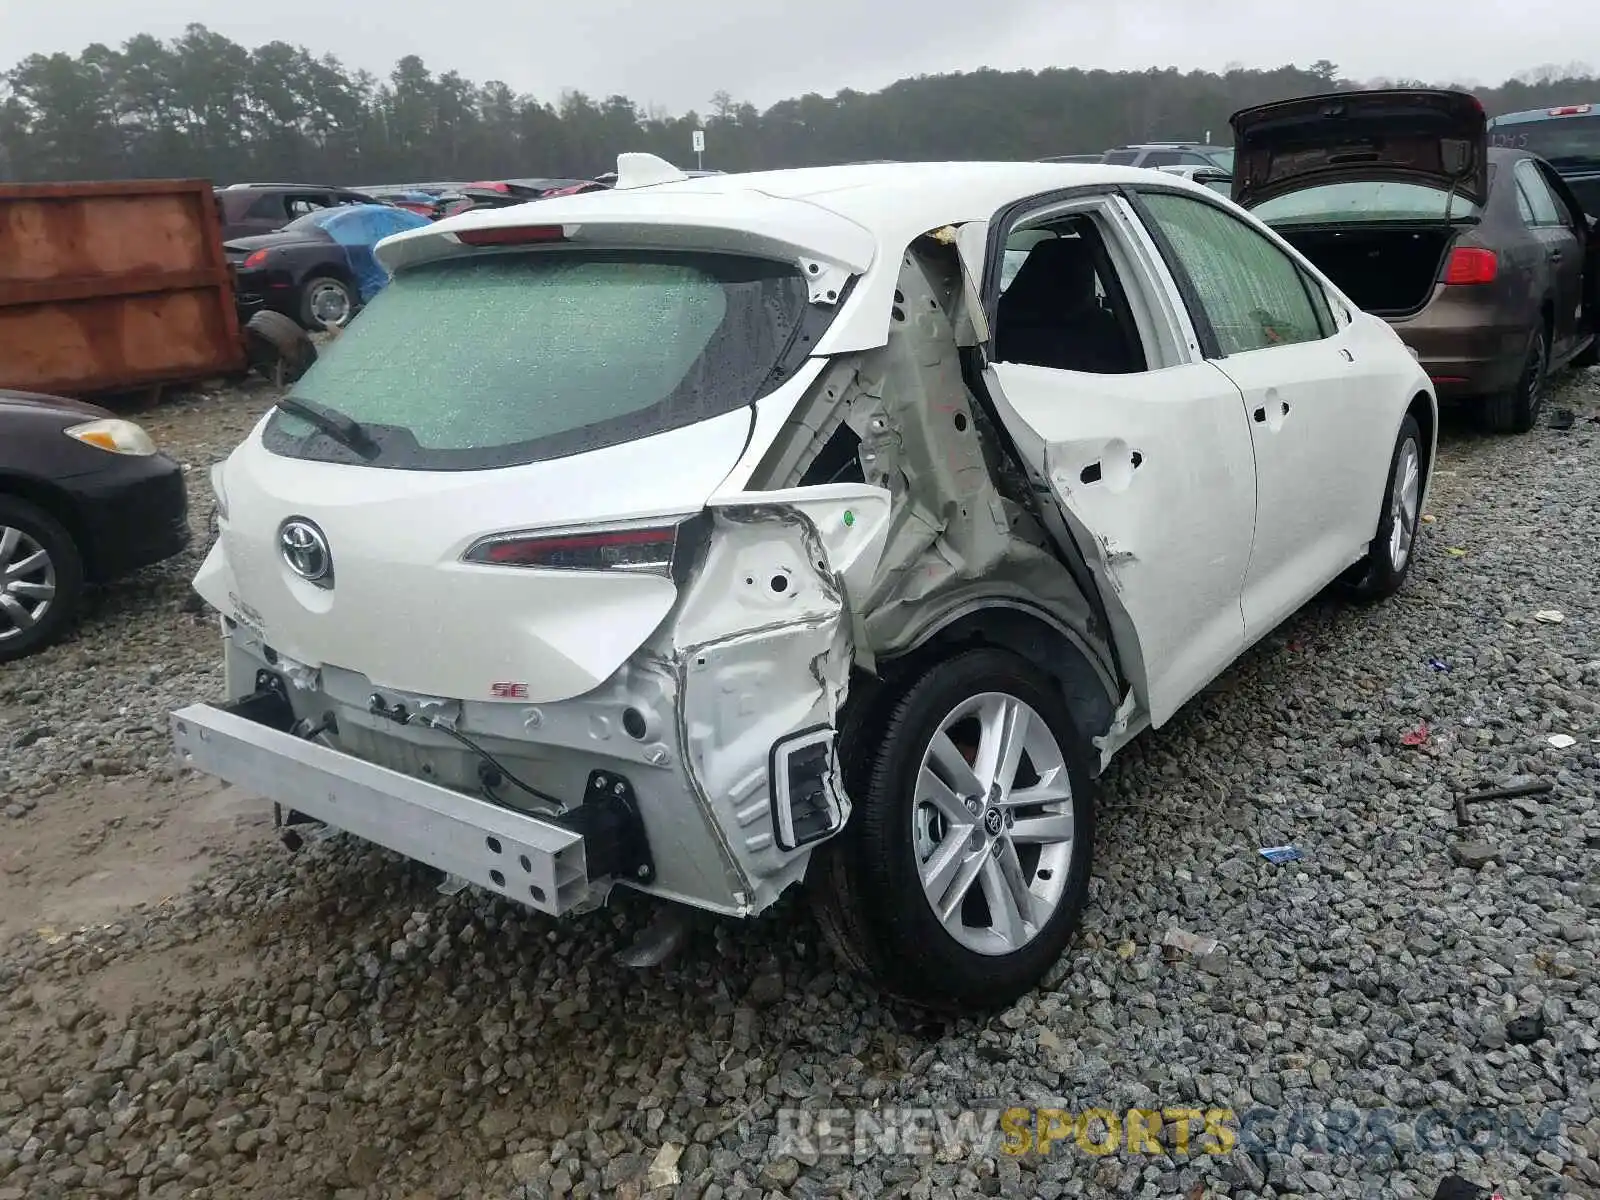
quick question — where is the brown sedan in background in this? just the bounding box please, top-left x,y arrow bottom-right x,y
1232,89 -> 1599,433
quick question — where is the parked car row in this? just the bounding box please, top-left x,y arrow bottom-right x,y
6,90 -> 1598,1013
214,177 -> 614,330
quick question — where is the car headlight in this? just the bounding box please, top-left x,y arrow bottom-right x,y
64,418 -> 158,456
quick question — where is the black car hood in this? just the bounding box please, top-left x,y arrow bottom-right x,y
224,230 -> 329,254
1231,89 -> 1489,210
0,388 -> 111,422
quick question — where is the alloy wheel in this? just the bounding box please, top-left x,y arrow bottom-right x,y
308,282 -> 352,327
0,525 -> 56,645
1387,436 -> 1421,572
910,691 -> 1076,956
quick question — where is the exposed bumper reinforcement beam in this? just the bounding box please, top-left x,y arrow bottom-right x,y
170,703 -> 591,916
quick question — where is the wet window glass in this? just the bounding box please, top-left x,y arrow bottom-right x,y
1250,181 -> 1482,225
263,249 -> 823,471
1513,160 -> 1565,226
1140,191 -> 1326,356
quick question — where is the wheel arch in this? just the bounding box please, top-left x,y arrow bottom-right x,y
0,472 -> 96,578
843,601 -> 1122,772
1405,389 -> 1437,498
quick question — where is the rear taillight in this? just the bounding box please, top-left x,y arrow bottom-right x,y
243,249 -> 269,268
455,225 -> 567,247
1444,247 -> 1497,285
463,522 -> 684,576
1548,105 -> 1592,116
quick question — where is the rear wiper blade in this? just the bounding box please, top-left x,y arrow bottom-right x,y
274,396 -> 379,459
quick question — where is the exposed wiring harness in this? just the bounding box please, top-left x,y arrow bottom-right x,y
367,696 -> 568,813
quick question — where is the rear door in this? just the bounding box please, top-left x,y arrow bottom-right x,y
1516,159 -> 1586,358
1127,185 -> 1397,644
959,191 -> 1259,729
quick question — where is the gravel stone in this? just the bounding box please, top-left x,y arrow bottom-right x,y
1,369 -> 1598,1200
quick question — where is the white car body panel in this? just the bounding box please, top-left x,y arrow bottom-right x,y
199,405 -> 761,705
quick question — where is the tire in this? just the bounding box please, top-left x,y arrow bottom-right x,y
1480,326 -> 1547,433
298,276 -> 356,331
243,309 -> 319,385
809,646 -> 1096,1012
1343,413 -> 1424,604
0,496 -> 85,664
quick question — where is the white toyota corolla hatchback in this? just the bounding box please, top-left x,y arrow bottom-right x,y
175,154 -> 1435,1011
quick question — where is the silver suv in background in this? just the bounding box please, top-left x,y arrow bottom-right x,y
1101,143 -> 1235,172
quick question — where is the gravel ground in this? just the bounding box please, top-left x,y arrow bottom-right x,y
1,369 -> 1598,1200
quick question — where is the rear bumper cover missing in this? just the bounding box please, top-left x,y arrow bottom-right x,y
170,703 -> 593,916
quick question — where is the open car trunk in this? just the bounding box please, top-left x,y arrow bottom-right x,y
1273,224 -> 1454,316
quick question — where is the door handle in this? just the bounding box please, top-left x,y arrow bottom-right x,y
1252,400 -> 1291,423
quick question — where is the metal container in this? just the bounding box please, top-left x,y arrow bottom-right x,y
0,178 -> 245,396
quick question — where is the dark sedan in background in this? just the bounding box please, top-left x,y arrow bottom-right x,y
214,182 -> 376,241
225,203 -> 432,330
0,391 -> 189,662
1233,88 -> 1599,433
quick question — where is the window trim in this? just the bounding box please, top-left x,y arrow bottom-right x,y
1123,184 -> 1338,360
1120,187 -> 1223,359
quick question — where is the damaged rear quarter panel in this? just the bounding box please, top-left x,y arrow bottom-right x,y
665,485 -> 891,913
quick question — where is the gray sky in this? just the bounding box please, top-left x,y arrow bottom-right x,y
4,0 -> 1596,114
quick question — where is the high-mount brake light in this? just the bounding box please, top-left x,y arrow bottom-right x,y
455,225 -> 567,246
1547,105 -> 1592,116
463,523 -> 681,576
1444,247 -> 1497,285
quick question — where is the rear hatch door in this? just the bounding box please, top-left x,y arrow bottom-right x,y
1231,89 -> 1488,210
202,202 -> 873,704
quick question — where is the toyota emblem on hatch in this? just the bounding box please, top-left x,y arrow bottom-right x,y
278,518 -> 332,584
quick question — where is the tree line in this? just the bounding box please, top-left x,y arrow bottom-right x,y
2,27 -> 1597,185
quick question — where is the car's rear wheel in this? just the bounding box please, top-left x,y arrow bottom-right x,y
1344,413 -> 1424,603
810,647 -> 1095,1011
299,276 -> 355,330
1481,326 -> 1547,433
0,496 -> 85,664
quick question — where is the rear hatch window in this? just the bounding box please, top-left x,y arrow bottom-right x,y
263,248 -> 829,471
1250,181 -> 1482,225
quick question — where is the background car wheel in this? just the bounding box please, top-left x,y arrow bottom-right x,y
810,647 -> 1096,1011
298,276 -> 355,331
1480,327 -> 1547,434
243,309 -> 319,384
0,496 -> 85,664
1343,413 -> 1424,604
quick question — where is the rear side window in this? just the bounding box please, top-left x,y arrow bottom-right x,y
1514,160 -> 1565,226
263,249 -> 827,471
246,193 -> 287,220
1103,151 -> 1139,166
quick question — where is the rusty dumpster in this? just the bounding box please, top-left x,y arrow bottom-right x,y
0,178 -> 245,396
